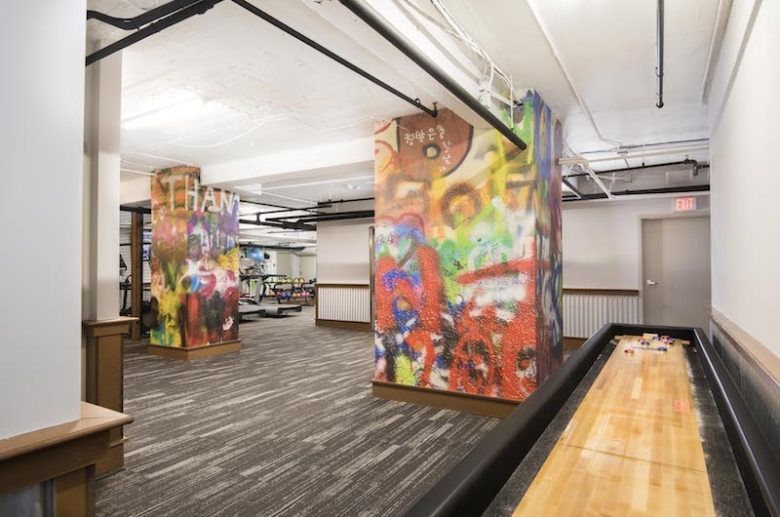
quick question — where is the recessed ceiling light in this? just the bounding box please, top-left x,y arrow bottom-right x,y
344,184 -> 360,190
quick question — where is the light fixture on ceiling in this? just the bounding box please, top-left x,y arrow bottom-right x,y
344,184 -> 360,190
122,91 -> 212,130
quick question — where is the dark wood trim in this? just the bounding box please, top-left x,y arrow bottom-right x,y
83,318 -> 135,476
707,307 -> 780,399
316,319 -> 372,332
372,380 -> 519,418
315,283 -> 370,289
82,317 -> 136,338
0,403 -> 131,494
563,288 -> 640,296
147,340 -> 241,360
54,466 -> 91,517
130,211 -> 143,341
563,337 -> 587,350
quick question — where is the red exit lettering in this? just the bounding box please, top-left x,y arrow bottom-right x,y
674,196 -> 697,212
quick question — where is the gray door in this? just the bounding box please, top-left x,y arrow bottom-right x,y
642,216 -> 711,330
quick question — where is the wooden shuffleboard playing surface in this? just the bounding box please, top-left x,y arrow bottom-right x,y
513,334 -> 716,516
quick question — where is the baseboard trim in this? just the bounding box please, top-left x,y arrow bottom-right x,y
147,340 -> 241,360
316,319 -> 372,332
372,380 -> 519,418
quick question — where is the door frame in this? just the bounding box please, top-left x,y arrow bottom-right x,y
637,211 -> 711,323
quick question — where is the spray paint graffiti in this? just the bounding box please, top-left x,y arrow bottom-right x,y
374,94 -> 562,401
150,166 -> 241,348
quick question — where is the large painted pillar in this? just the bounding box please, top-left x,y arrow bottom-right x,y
372,93 -> 563,414
147,166 -> 242,359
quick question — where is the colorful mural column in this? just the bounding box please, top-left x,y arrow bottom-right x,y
149,166 -> 241,354
374,92 -> 563,402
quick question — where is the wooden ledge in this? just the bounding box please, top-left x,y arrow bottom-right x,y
82,316 -> 138,327
0,403 -> 132,463
372,380 -> 519,418
563,288 -> 640,296
83,317 -> 138,338
707,307 -> 780,396
0,403 -> 131,494
316,319 -> 372,332
147,340 -> 241,360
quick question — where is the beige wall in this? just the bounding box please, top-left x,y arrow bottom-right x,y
562,196 -> 710,290
709,0 -> 779,355
316,219 -> 373,284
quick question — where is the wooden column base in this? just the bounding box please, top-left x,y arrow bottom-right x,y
147,340 -> 241,360
0,403 -> 132,517
83,317 -> 136,477
372,380 -> 519,418
316,320 -> 372,332
563,336 -> 587,350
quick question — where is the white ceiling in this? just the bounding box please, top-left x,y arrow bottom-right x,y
89,0 -> 722,242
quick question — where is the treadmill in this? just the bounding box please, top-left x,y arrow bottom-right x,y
238,273 -> 266,320
239,274 -> 301,319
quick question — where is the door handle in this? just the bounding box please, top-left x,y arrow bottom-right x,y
646,279 -> 658,286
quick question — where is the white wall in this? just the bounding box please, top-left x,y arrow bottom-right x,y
317,219 -> 374,284
275,250 -> 293,277
562,196 -> 710,289
709,0 -> 779,355
300,254 -> 317,280
120,176 -> 151,206
0,0 -> 85,438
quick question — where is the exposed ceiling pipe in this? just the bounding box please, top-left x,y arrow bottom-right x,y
87,0 -> 204,30
338,0 -> 528,151
583,163 -> 614,199
563,183 -> 709,202
120,206 -> 152,214
565,160 -> 709,178
86,0 -> 224,66
239,243 -> 306,252
239,199 -> 323,214
656,0 -> 665,108
561,177 -> 582,199
239,217 -> 316,231
258,190 -> 318,206
577,138 -> 709,155
559,146 -> 709,166
316,197 -> 375,207
231,0 -> 438,117
267,210 -> 375,223
524,0 -> 622,148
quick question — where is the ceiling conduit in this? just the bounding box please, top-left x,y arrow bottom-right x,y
656,0 -> 665,108
231,0 -> 438,118
338,0 -> 528,151
87,0 -> 206,30
87,0 -> 224,65
563,184 -> 709,202
86,0 -> 438,118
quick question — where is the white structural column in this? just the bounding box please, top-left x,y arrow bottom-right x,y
83,50 -> 123,321
0,0 -> 86,439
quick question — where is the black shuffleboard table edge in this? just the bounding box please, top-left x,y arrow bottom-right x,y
398,323 -> 780,517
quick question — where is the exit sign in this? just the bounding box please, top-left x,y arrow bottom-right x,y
674,196 -> 697,212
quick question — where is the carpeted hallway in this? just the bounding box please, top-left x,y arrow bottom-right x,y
96,308 -> 498,517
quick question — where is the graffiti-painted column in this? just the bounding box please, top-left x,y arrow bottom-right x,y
147,166 -> 241,359
372,94 -> 563,412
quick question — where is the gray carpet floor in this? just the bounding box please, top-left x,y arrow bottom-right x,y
96,308 -> 498,517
